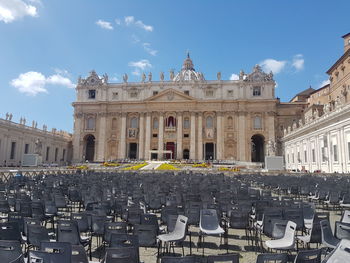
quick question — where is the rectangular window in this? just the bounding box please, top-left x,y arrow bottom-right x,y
129,91 -> 138,98
152,134 -> 158,138
205,90 -> 214,97
112,92 -> 118,100
46,147 -> 50,161
297,152 -> 301,163
333,145 -> 338,162
253,116 -> 262,129
10,142 -> 16,159
253,86 -> 261,96
86,117 -> 95,130
24,143 -> 29,154
304,150 -> 307,163
292,153 -> 295,163
184,134 -> 189,138
184,91 -> 190,96
153,91 -> 158,96
88,89 -> 96,99
227,90 -> 233,97
62,149 -> 66,161
312,148 -> 316,162
55,148 -> 58,162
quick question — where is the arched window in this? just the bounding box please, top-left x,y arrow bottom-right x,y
253,116 -> 262,129
111,118 -> 117,130
166,116 -> 176,127
206,116 -> 213,128
130,117 -> 138,128
184,117 -> 190,129
153,118 -> 158,129
86,117 -> 95,130
228,116 -> 233,127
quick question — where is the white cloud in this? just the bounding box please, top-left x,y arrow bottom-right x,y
115,18 -> 121,25
143,43 -> 157,56
128,59 -> 152,70
131,34 -> 140,44
11,70 -> 75,96
229,74 -> 239,80
260,59 -> 287,74
47,74 -> 75,88
124,16 -> 153,32
319,79 -> 330,88
96,19 -> 113,30
292,54 -> 304,71
0,0 -> 38,23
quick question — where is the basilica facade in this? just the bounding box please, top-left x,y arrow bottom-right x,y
72,55 -> 304,163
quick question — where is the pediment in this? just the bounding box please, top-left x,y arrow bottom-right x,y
145,88 -> 196,102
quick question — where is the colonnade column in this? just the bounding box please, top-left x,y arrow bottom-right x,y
144,113 -> 151,160
72,114 -> 82,162
97,113 -> 107,162
190,112 -> 196,160
118,113 -> 127,159
138,113 -> 145,159
158,113 -> 164,160
216,112 -> 223,160
197,113 -> 203,160
237,111 -> 246,161
176,112 -> 183,159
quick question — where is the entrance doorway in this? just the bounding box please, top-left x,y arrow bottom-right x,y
251,134 -> 265,162
205,143 -> 214,160
165,142 -> 175,159
84,135 -> 95,162
128,143 -> 137,159
151,149 -> 158,160
183,149 -> 189,160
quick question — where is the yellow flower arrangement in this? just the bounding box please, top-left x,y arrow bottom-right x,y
218,167 -> 240,172
123,163 -> 148,170
101,162 -> 120,167
192,163 -> 210,168
156,163 -> 180,170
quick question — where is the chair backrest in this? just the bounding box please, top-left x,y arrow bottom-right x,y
256,253 -> 288,263
133,224 -> 157,247
27,225 -> 50,248
293,249 -> 321,263
172,215 -> 188,240
40,241 -> 72,263
0,222 -> 22,242
167,214 -> 179,233
91,215 -> 107,236
0,240 -> 23,263
24,217 -> 41,237
200,209 -> 220,231
320,219 -> 335,245
57,220 -> 81,245
335,221 -> 350,240
229,210 -> 248,229
29,248 -> 70,263
270,219 -> 288,239
283,221 -> 297,245
104,222 -> 128,244
8,212 -> 24,233
103,247 -> 138,263
341,210 -> 350,224
207,253 -> 239,263
323,239 -> 350,262
71,213 -> 90,233
71,245 -> 88,263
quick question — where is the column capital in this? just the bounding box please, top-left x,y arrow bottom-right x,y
121,112 -> 127,118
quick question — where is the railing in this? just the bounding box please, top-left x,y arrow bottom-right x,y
0,168 -> 77,182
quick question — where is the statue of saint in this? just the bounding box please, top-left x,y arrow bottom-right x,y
267,140 -> 276,156
34,139 -> 42,155
141,73 -> 146,82
8,113 -> 12,121
160,72 -> 164,81
5,112 -> 9,120
103,73 -> 108,83
123,73 -> 128,83
170,70 -> 174,80
217,72 -> 221,81
148,72 -> 152,82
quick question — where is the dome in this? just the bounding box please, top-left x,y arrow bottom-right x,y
173,53 -> 205,82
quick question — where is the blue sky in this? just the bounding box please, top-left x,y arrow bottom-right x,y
0,0 -> 349,132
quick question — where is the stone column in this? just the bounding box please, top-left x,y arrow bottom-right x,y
97,114 -> 107,162
138,113 -> 145,160
144,113 -> 151,160
158,113 -> 164,160
190,112 -> 196,160
118,113 -> 127,159
197,113 -> 203,160
72,113 -> 83,163
237,111 -> 246,161
216,112 -> 223,160
176,112 -> 183,159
